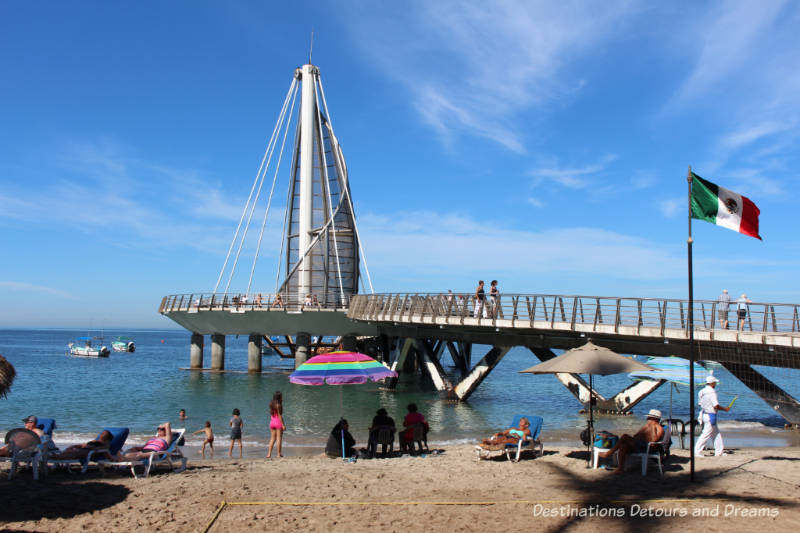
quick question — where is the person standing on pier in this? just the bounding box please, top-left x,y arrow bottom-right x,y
717,289 -> 731,329
694,375 -> 730,457
736,294 -> 752,330
489,280 -> 500,318
474,280 -> 486,318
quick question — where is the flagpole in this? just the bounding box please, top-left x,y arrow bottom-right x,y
687,164 -> 696,482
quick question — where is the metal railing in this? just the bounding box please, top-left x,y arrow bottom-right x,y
347,293 -> 800,337
159,293 -> 352,314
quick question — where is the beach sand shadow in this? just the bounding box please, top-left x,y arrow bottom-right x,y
0,477 -> 130,522
537,453 -> 798,533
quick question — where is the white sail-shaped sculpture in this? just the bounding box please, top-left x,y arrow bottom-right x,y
279,64 -> 360,306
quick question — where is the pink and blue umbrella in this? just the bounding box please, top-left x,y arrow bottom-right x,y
289,351 -> 397,459
289,351 -> 397,385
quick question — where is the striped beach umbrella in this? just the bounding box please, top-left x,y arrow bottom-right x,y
628,356 -> 710,387
289,351 -> 396,459
289,351 -> 397,385
629,356 -> 711,421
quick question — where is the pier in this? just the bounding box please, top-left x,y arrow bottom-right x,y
158,60 -> 800,426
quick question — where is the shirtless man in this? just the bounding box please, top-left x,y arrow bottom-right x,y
0,416 -> 46,456
598,409 -> 664,474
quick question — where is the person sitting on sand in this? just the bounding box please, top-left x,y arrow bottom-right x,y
367,408 -> 396,457
481,417 -> 531,447
400,403 -> 429,453
50,430 -> 113,460
325,419 -> 356,458
192,421 -> 214,458
114,422 -> 173,460
597,409 -> 664,474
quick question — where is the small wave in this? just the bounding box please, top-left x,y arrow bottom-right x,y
718,420 -> 767,429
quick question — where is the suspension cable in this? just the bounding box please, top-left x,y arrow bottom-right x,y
247,80 -> 299,294
313,73 -> 346,305
214,77 -> 296,295
224,77 -> 296,295
318,78 -> 375,293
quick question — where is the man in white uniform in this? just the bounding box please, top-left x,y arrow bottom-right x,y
694,375 -> 730,456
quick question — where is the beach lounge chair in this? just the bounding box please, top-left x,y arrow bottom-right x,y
97,428 -> 187,478
476,415 -> 544,462
45,427 -> 129,474
1,417 -> 57,480
3,429 -> 44,480
629,424 -> 672,476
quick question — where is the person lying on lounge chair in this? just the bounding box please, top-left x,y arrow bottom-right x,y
49,430 -> 113,460
481,417 -> 531,446
113,423 -> 173,460
597,409 -> 664,474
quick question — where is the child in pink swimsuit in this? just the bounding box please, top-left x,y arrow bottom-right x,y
266,391 -> 286,458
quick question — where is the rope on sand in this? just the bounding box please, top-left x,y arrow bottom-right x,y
201,501 -> 227,533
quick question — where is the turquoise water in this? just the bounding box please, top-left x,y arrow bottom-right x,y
1,328 -> 797,452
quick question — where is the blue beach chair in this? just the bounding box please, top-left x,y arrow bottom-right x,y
98,428 -> 187,478
476,415 -> 544,462
45,427 -> 129,474
2,417 -> 56,480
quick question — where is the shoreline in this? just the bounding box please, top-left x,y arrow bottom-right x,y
38,422 -> 800,461
2,444 -> 798,532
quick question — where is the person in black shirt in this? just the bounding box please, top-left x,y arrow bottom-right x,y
367,408 -> 396,457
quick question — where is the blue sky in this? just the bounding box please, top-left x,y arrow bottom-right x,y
1,1 -> 799,328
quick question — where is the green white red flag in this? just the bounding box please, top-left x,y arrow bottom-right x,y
690,172 -> 761,240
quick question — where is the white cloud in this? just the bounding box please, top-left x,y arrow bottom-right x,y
344,1 -> 634,151
0,281 -> 75,299
671,1 -> 788,105
718,121 -> 795,153
0,139 -> 284,255
659,198 -> 683,218
358,210 -> 684,284
527,197 -> 544,208
529,154 -> 618,190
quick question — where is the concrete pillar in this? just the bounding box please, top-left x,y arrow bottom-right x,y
295,332 -> 311,368
341,335 -> 358,352
190,333 -> 204,369
211,334 -> 225,371
248,335 -> 262,373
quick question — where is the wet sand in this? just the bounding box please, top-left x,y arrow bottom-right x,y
1,445 -> 798,532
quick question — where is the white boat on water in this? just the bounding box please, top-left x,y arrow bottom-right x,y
112,336 -> 135,352
68,336 -> 110,358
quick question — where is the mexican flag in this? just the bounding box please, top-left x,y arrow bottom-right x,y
690,172 -> 761,240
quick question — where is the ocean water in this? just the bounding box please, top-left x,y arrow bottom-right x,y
1,328 -> 798,453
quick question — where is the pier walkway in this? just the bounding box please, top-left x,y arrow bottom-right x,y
346,293 -> 800,424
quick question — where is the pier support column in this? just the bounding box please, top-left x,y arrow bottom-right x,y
248,335 -> 262,373
190,333 -> 204,369
211,334 -> 225,371
385,338 -> 414,390
341,335 -> 358,352
453,346 -> 511,401
295,332 -> 311,368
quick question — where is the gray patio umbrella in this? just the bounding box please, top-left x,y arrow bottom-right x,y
0,355 -> 15,398
520,341 -> 654,466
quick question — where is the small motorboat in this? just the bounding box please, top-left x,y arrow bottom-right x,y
112,336 -> 136,352
68,336 -> 110,358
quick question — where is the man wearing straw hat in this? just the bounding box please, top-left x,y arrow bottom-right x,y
695,375 -> 730,457
597,409 -> 664,474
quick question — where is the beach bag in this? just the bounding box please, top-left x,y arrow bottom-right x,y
593,431 -> 618,449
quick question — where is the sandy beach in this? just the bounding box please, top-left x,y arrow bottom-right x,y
1,444 -> 798,532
